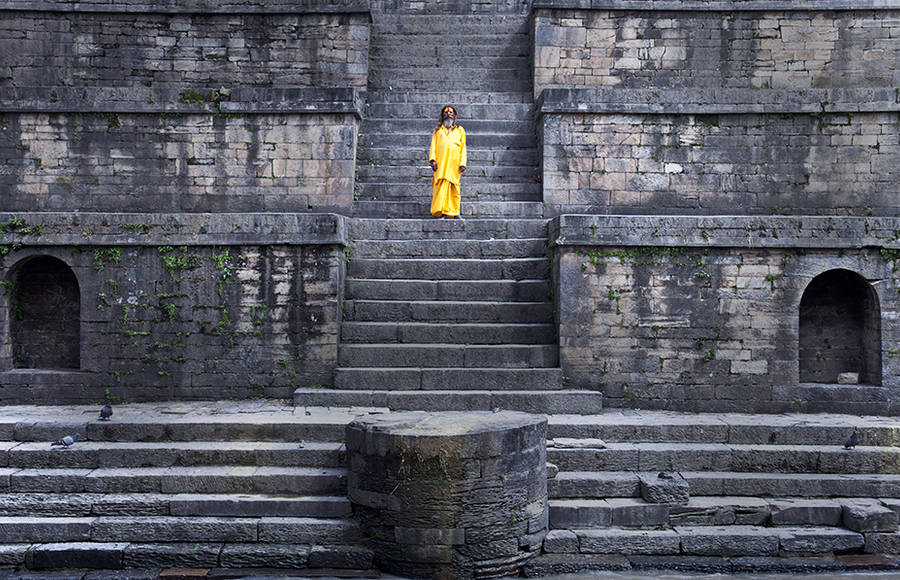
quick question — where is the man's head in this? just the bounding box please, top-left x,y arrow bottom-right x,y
439,105 -> 458,129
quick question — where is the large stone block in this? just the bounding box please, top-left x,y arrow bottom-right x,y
842,500 -> 900,533
639,472 -> 690,505
677,526 -> 780,557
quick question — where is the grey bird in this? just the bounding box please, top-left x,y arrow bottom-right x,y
51,433 -> 80,448
844,427 -> 859,450
99,404 -> 113,421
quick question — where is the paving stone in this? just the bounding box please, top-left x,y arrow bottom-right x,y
842,499 -> 900,532
576,529 -> 680,555
542,530 -> 578,554
677,526 -> 780,556
778,527 -> 864,554
122,543 -> 222,568
218,543 -> 310,568
308,545 -> 374,569
549,499 -> 611,529
32,542 -> 127,570
769,498 -> 843,526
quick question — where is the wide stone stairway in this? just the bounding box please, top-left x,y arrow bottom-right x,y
1,403 -> 900,576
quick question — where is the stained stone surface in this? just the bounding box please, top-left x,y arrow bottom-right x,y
346,411 -> 548,579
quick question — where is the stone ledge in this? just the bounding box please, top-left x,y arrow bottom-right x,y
0,87 -> 364,118
534,0 -> 900,11
0,0 -> 369,14
537,88 -> 900,116
0,213 -> 347,246
549,215 -> 900,249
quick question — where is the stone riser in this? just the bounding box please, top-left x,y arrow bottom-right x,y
550,471 -> 900,500
370,53 -> 531,69
0,467 -> 346,495
351,200 -> 545,218
358,146 -> 539,165
338,344 -> 559,368
360,132 -> 535,149
344,280 -> 550,302
366,90 -> 532,104
0,492 -> 351,519
360,118 -> 534,134
356,166 -> 540,185
373,14 -> 530,31
547,444 -> 900,474
366,102 -> 533,119
347,257 -> 548,280
347,218 -> 548,240
2,441 -> 344,469
342,300 -> 553,323
293,388 -> 603,414
349,238 -> 547,259
0,541 -> 373,572
0,516 -> 360,545
369,77 -> 529,92
342,322 -> 555,344
333,367 -> 564,391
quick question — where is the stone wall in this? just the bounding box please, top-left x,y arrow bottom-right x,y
539,90 -> 900,216
0,9 -> 369,90
0,90 -> 360,213
534,4 -> 900,95
552,215 -> 900,414
0,213 -> 346,403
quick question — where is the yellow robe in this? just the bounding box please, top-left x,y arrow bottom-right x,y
429,125 -> 467,217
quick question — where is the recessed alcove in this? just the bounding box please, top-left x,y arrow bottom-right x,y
9,256 -> 81,370
799,269 -> 881,386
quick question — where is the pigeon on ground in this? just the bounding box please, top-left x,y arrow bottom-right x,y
51,433 -> 80,448
100,404 -> 113,421
844,427 -> 859,450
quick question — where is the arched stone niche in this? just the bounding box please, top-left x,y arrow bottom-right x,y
7,255 -> 81,370
799,269 -> 881,385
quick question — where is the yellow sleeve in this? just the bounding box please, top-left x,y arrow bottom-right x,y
459,127 -> 467,167
429,131 -> 437,162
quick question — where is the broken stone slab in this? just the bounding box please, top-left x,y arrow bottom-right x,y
838,372 -> 860,385
639,472 -> 689,505
842,499 -> 900,533
669,497 -> 769,526
549,438 -> 606,448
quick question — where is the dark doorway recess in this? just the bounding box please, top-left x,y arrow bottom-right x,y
799,269 -> 881,385
10,256 -> 81,369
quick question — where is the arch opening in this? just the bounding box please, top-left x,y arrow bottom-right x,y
799,269 -> 881,385
9,256 -> 81,370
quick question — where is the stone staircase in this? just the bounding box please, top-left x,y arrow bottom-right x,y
525,410 -> 900,576
293,218 -> 604,413
354,10 -> 542,219
0,402 -> 375,575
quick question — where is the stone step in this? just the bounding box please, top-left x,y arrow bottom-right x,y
1,540 -> 374,571
347,218 -> 548,240
357,145 -> 538,165
366,102 -> 533,120
349,238 -> 547,259
361,118 -> 534,135
371,65 -> 530,84
356,162 -> 539,182
546,443 -> 900,474
2,466 -> 346,495
344,279 -> 550,302
340,322 -> 555,344
550,526 -> 866,557
359,131 -> 535,149
549,471 -> 900,500
0,492 -> 351,518
346,257 -> 548,280
333,367 -> 565,391
550,496 -> 896,529
366,90 -> 532,104
351,200 -> 544,218
341,300 -> 553,323
369,77 -> 529,92
4,441 -> 344,469
337,343 -> 559,368
0,515 -> 360,544
373,13 -> 530,31
371,54 -> 531,71
293,388 -> 602,413
373,33 -> 530,48
545,411 -> 900,446
355,181 -> 542,201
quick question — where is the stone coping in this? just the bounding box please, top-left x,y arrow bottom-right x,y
0,212 -> 347,246
0,87 -> 364,118
537,88 -> 900,116
534,0 -> 900,11
549,215 -> 900,249
0,0 -> 369,14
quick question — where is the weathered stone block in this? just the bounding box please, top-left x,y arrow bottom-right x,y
543,530 -> 578,554
549,499 -> 611,529
219,543 -> 310,568
639,472 -> 690,505
308,545 -> 374,569
32,542 -> 127,570
677,526 -> 780,556
842,500 -> 900,533
779,528 -> 865,554
577,529 -> 680,555
769,499 -> 843,526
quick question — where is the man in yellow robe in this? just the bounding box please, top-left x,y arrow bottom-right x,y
429,105 -> 467,218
